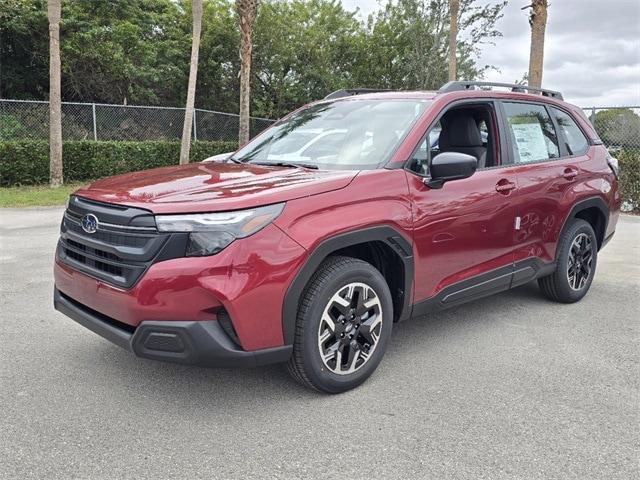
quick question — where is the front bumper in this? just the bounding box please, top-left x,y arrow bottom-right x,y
54,288 -> 292,368
54,223 -> 307,351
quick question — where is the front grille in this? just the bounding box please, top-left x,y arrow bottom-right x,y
64,217 -> 149,247
94,249 -> 119,261
65,244 -> 87,264
57,195 -> 186,289
95,260 -> 122,276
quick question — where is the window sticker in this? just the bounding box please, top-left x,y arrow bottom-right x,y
510,121 -> 549,162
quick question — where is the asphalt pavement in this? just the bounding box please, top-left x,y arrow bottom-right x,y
1,207 -> 638,480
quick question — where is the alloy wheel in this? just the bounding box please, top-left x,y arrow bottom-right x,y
317,282 -> 383,375
567,232 -> 593,291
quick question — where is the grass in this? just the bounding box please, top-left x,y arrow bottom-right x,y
0,183 -> 88,208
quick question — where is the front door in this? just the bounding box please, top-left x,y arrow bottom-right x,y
406,101 -> 520,308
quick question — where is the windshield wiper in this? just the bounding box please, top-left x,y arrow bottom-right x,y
250,161 -> 319,170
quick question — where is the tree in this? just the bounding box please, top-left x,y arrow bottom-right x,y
525,0 -> 548,88
60,0 -> 190,106
2,0 -> 507,122
197,0 -> 239,114
236,0 -> 258,145
48,0 -> 62,187
354,0 -> 506,92
0,0 -> 49,99
448,0 -> 459,81
179,0 -> 203,165
252,0 -> 361,118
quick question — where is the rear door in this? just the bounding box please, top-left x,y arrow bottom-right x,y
500,101 -> 589,276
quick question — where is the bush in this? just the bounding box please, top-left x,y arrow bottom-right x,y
0,140 -> 237,186
618,149 -> 640,212
0,114 -> 30,141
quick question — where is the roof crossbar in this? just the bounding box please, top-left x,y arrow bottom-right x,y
324,89 -> 390,100
438,81 -> 563,100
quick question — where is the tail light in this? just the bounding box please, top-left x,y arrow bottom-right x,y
607,154 -> 619,179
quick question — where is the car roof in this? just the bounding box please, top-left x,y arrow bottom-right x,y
325,90 -> 437,101
324,82 -> 565,101
321,88 -> 579,112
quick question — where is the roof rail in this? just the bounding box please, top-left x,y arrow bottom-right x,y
438,81 -> 563,100
324,88 -> 390,100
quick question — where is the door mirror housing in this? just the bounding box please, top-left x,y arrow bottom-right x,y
424,152 -> 477,189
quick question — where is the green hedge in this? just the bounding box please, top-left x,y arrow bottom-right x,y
0,140 -> 237,186
618,149 -> 640,212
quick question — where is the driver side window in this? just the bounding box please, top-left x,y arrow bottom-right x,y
408,103 -> 497,176
409,121 -> 442,176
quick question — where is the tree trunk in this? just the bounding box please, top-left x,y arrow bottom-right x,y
448,0 -> 459,82
237,0 -> 258,146
179,0 -> 203,165
48,0 -> 63,187
527,0 -> 548,88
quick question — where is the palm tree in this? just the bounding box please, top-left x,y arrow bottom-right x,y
525,0 -> 548,88
448,0 -> 459,82
236,0 -> 258,145
179,0 -> 203,165
48,0 -> 62,187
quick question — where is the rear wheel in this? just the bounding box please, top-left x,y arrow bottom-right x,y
538,219 -> 598,303
286,256 -> 393,393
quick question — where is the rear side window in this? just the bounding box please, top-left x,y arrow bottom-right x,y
503,102 -> 559,163
551,107 -> 589,156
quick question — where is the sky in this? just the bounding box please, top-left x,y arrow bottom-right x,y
341,0 -> 640,107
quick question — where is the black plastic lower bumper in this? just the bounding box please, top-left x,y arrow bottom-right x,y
602,230 -> 615,249
54,288 -> 292,368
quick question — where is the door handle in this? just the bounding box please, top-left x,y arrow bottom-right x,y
563,168 -> 579,180
495,179 -> 516,194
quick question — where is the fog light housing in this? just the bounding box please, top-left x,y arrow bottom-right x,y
186,231 -> 236,256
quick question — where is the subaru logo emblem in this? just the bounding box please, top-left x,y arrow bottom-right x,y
81,214 -> 99,234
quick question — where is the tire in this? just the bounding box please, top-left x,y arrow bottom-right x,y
538,219 -> 598,303
286,255 -> 393,393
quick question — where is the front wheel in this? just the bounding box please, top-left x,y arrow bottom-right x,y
538,219 -> 598,303
286,256 -> 393,393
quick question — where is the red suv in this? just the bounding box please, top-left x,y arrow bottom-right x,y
54,82 -> 621,393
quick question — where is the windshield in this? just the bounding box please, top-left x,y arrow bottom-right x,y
233,99 -> 430,170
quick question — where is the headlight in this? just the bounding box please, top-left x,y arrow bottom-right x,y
155,203 -> 285,256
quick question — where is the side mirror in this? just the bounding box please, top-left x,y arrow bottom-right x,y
424,152 -> 477,189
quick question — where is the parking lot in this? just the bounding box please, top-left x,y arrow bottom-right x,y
1,207 -> 638,479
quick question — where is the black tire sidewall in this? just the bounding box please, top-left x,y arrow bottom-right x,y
554,220 -> 598,302
300,261 -> 393,393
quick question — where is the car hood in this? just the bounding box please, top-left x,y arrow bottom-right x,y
73,162 -> 358,214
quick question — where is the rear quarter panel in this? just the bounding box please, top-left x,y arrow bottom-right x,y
513,144 -> 619,265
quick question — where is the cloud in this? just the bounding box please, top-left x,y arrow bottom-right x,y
343,0 -> 640,106
478,0 -> 640,106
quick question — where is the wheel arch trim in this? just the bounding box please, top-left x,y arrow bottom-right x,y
281,225 -> 414,345
558,196 -> 609,252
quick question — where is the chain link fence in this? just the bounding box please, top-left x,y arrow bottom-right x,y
0,99 -> 275,142
3,99 -> 639,147
581,106 -> 640,151
582,106 -> 640,212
